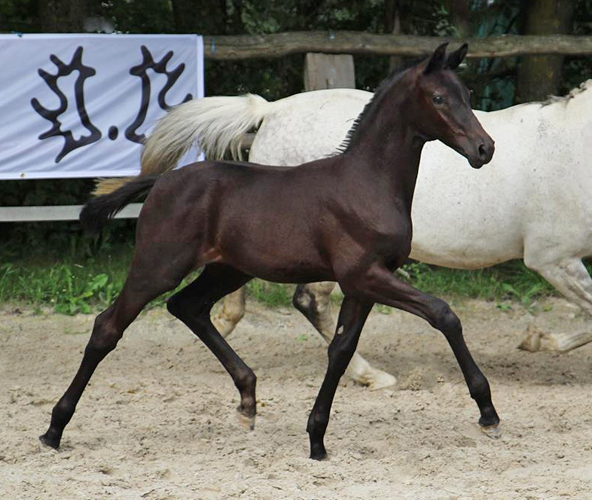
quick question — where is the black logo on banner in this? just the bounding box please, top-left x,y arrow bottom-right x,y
125,45 -> 193,144
31,45 -> 194,163
31,46 -> 101,162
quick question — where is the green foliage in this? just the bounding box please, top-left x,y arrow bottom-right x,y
0,0 -> 38,31
0,246 -> 132,314
400,261 -> 554,307
246,280 -> 295,308
53,272 -> 113,315
97,0 -> 175,34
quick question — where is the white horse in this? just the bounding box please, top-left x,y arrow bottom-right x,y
96,82 -> 592,390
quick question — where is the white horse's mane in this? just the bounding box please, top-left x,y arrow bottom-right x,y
542,79 -> 592,106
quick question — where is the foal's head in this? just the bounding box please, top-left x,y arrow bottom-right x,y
408,43 -> 494,169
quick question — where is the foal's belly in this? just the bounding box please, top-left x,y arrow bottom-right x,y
217,224 -> 335,284
227,251 -> 335,284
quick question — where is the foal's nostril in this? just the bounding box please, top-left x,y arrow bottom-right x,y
478,143 -> 487,159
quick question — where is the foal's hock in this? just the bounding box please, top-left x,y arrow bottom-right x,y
41,43 -> 499,460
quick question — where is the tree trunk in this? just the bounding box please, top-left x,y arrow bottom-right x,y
444,0 -> 471,38
384,0 -> 403,73
516,0 -> 574,102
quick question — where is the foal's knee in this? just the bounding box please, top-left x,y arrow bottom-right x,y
431,301 -> 461,335
86,310 -> 123,356
326,339 -> 354,375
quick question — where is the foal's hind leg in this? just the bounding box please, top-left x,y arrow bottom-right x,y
40,271 -> 182,449
293,282 -> 397,390
166,265 -> 257,428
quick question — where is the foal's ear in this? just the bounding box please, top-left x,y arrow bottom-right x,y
446,43 -> 468,70
424,42 -> 449,74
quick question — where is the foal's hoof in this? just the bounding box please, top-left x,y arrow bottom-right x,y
310,447 -> 328,461
480,423 -> 501,439
236,408 -> 256,431
39,433 -> 60,450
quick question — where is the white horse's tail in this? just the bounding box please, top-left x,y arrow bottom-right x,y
93,94 -> 272,195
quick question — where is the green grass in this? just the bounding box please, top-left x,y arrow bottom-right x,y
400,261 -> 554,307
246,280 -> 295,308
0,242 -> 567,315
0,246 -> 134,314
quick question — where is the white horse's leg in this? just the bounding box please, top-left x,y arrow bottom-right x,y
521,258 -> 592,352
212,287 -> 246,337
293,282 -> 397,390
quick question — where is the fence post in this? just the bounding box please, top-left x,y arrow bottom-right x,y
303,53 -> 355,91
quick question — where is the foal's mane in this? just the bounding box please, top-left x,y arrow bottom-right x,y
335,62 -> 418,155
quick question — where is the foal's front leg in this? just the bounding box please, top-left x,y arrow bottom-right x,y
293,282 -> 397,390
307,297 -> 373,459
343,265 -> 500,435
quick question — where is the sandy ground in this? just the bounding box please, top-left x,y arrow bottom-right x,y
2,296 -> 592,499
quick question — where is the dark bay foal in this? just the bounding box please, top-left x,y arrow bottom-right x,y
41,43 -> 499,459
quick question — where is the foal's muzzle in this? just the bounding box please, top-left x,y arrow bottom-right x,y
468,136 -> 495,169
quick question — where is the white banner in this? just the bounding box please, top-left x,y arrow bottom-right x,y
0,34 -> 203,179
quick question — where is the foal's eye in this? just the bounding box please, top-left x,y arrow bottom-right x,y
433,95 -> 445,105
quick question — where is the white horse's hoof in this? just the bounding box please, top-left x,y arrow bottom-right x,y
518,325 -> 546,352
354,368 -> 397,391
348,355 -> 397,390
368,372 -> 397,391
518,324 -> 592,353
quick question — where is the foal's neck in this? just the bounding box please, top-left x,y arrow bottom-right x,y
343,79 -> 425,213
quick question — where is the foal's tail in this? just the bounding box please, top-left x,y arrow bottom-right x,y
81,176 -> 158,235
93,94 -> 272,196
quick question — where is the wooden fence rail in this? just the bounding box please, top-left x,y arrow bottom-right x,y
0,204 -> 142,222
204,31 -> 592,60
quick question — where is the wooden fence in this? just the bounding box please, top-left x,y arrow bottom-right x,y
203,32 -> 592,60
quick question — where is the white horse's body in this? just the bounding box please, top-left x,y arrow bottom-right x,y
127,83 -> 592,388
